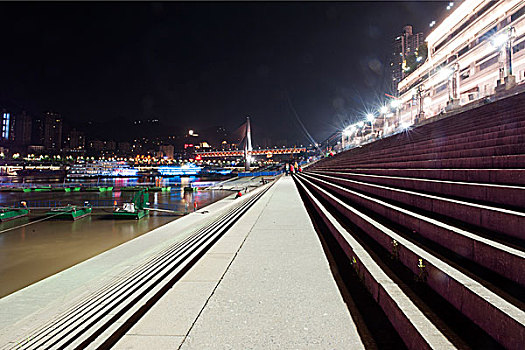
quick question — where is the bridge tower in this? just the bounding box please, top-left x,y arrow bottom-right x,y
244,117 -> 252,171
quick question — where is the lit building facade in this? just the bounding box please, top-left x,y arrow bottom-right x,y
394,0 -> 525,129
1,110 -> 15,142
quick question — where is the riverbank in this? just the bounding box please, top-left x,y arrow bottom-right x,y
0,178 -> 274,345
0,187 -> 230,298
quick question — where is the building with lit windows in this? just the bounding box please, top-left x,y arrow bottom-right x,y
1,109 -> 14,142
43,111 -> 63,150
391,25 -> 424,94
393,0 -> 525,129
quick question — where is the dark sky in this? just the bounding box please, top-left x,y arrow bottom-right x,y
0,1 -> 448,146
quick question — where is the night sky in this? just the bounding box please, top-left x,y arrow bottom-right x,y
0,1 -> 447,146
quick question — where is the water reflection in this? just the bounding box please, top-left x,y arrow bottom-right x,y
0,180 -> 231,298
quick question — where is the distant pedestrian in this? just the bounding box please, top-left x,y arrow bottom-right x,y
235,191 -> 242,199
298,166 -> 302,173
290,165 -> 295,174
285,163 -> 290,175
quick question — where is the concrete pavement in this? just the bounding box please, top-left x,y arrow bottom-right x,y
115,176 -> 363,349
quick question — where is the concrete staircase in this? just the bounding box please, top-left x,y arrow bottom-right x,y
295,92 -> 525,349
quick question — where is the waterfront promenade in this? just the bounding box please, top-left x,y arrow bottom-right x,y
114,176 -> 361,349
0,176 -> 362,349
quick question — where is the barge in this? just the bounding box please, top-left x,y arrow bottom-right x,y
113,189 -> 149,220
0,208 -> 29,222
47,204 -> 92,220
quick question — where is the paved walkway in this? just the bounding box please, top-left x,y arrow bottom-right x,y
0,186 -> 257,344
115,176 -> 363,349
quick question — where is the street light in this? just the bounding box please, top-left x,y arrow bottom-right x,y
390,99 -> 401,109
342,125 -> 355,137
366,113 -> 375,136
437,67 -> 453,83
400,122 -> 411,130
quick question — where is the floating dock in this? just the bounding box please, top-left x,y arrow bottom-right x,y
34,187 -> 52,192
83,186 -> 113,192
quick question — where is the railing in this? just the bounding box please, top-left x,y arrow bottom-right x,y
0,183 -> 184,190
237,170 -> 283,177
4,199 -> 187,214
7,199 -> 119,209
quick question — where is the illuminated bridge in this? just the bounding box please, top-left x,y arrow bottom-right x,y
195,147 -> 306,158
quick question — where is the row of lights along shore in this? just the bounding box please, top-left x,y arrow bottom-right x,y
343,0 -> 519,150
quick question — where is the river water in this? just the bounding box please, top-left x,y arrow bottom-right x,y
0,176 -> 231,298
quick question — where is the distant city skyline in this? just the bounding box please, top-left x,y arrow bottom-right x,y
1,2 -> 446,144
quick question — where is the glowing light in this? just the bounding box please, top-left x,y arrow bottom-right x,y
158,164 -> 202,176
188,129 -> 194,136
390,100 -> 401,108
379,106 -> 389,114
429,20 -> 436,28
366,113 -> 375,122
343,125 -> 355,137
424,96 -> 432,105
491,34 -> 507,49
357,121 -> 365,128
401,122 -> 412,130
437,67 -> 453,82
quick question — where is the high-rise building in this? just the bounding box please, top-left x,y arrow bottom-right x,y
15,111 -> 32,146
32,116 -> 45,145
0,109 -> 15,142
396,0 -> 525,128
43,111 -> 62,150
67,128 -> 85,150
391,25 -> 424,94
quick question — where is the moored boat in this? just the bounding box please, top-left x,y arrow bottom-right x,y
47,204 -> 92,220
0,208 -> 29,222
34,187 -> 52,192
120,186 -> 143,191
113,189 -> 149,220
52,187 -> 67,192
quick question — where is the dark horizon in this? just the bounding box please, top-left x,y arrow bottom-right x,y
0,1 -> 447,145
